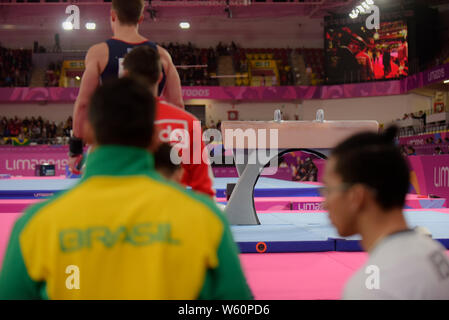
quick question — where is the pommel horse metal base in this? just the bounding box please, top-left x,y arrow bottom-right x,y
221,119 -> 379,225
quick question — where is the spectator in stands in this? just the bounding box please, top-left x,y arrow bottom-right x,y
278,159 -> 288,168
305,65 -> 313,84
0,117 -> 6,138
407,146 -> 416,156
0,115 -> 79,145
41,122 -> 48,140
31,122 -> 41,139
400,145 -> 408,158
63,116 -> 72,137
49,122 -> 57,139
162,42 -> 218,86
434,147 -> 444,155
0,46 -> 32,87
45,62 -> 61,87
412,111 -> 426,132
56,122 -> 64,137
9,118 -> 19,137
291,165 -> 301,181
294,158 -> 318,182
305,160 -> 318,182
2,118 -> 10,137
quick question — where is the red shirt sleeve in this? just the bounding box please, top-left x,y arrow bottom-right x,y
180,118 -> 215,197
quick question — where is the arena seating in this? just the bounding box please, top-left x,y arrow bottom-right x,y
0,46 -> 32,87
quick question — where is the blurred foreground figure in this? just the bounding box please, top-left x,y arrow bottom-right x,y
322,126 -> 449,299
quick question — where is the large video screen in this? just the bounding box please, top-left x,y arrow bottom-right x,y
325,20 -> 408,84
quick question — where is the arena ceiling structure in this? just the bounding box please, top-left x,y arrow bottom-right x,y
0,0 -> 355,20
0,0 -> 356,50
1,0 -> 449,50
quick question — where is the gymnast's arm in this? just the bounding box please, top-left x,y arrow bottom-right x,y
157,45 -> 184,109
72,43 -> 105,139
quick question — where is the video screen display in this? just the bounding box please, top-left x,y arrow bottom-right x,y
325,20 -> 408,83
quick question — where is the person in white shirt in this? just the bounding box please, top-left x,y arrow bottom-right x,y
321,126 -> 449,299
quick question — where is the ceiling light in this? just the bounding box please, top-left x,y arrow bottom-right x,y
444,80 -> 449,84
85,22 -> 96,30
179,22 -> 190,29
362,2 -> 371,10
62,21 -> 73,30
349,0 -> 375,18
349,10 -> 359,19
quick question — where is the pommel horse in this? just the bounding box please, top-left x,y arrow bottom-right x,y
221,111 -> 379,225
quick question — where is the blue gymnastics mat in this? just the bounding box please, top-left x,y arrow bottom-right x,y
0,177 -> 320,199
213,177 -> 321,198
0,179 -> 79,199
231,210 -> 449,253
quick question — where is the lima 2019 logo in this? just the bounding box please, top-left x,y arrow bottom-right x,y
434,166 -> 449,188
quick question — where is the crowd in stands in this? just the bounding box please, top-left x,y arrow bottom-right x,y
165,41 -> 301,86
401,144 -> 449,156
299,48 -> 325,85
395,108 -> 449,137
0,116 -> 72,145
400,134 -> 449,156
45,62 -> 62,87
279,156 -> 318,182
0,45 -> 32,87
4,39 -> 449,89
0,41 -> 401,89
162,42 -> 219,86
423,42 -> 449,70
229,43 -> 297,86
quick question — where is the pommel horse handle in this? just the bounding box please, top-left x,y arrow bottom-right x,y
221,116 -> 379,225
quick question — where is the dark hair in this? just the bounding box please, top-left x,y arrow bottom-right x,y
331,126 -> 410,210
112,0 -> 144,25
123,46 -> 161,87
88,78 -> 156,148
154,143 -> 181,175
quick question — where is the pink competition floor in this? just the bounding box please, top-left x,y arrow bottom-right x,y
240,252 -> 368,300
2,211 -> 448,299
0,176 -> 447,299
0,212 -> 360,299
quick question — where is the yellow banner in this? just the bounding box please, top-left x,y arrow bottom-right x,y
62,60 -> 85,70
250,60 -> 276,69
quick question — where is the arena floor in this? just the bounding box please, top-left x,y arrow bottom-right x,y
1,176 -> 448,299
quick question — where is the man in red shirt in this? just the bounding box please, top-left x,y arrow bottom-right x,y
123,46 -> 215,198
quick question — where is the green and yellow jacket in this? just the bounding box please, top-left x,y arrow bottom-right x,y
0,145 -> 252,300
